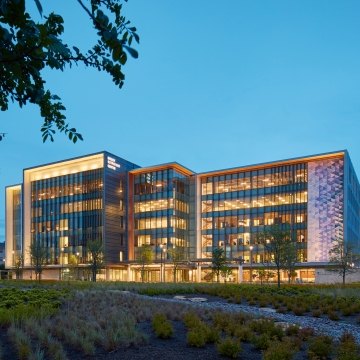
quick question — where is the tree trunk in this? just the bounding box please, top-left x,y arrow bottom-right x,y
342,271 -> 346,286
277,268 -> 281,288
92,268 -> 97,282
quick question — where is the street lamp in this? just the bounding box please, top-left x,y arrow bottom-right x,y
76,251 -> 80,280
159,244 -> 164,282
162,246 -> 167,282
60,244 -> 68,281
249,245 -> 254,283
60,247 -> 64,280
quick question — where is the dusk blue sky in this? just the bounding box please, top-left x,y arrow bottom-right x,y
1,0 -> 360,242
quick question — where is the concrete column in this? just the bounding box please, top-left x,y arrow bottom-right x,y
238,265 -> 243,283
197,265 -> 202,282
127,265 -> 132,282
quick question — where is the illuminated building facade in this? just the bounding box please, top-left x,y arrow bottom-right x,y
4,150 -> 360,282
5,152 -> 138,280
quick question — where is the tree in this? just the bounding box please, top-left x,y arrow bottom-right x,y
29,240 -> 47,281
220,265 -> 233,283
255,269 -> 266,285
257,224 -> 292,288
328,238 -> 357,285
67,253 -> 78,280
87,239 -> 104,282
283,241 -> 298,284
14,253 -> 24,279
168,246 -> 185,283
0,0 -> 139,142
211,247 -> 227,283
137,244 -> 152,282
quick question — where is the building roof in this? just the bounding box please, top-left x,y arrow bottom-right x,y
198,150 -> 346,177
130,162 -> 194,176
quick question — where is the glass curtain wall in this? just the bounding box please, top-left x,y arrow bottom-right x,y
201,163 -> 308,264
30,168 -> 104,266
133,168 -> 190,262
12,188 -> 22,261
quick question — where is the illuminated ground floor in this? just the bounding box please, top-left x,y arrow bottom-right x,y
13,262 -> 360,284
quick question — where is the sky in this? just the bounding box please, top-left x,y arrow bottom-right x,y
1,0 -> 360,242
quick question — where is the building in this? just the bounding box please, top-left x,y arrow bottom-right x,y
0,242 -> 5,265
4,150 -> 360,283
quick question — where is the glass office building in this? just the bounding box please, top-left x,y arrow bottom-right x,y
6,152 -> 138,280
5,150 -> 360,283
128,164 -> 193,281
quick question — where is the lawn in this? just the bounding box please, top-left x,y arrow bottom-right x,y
0,281 -> 359,359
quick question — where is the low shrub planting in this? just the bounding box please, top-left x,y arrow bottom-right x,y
217,337 -> 241,359
251,333 -> 271,350
308,335 -> 333,360
263,340 -> 295,360
8,324 -> 32,360
152,313 -> 173,339
183,312 -> 202,329
187,327 -> 207,348
0,281 -> 359,359
336,333 -> 360,360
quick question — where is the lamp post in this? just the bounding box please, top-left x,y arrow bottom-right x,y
162,247 -> 167,282
159,244 -> 164,282
76,251 -> 80,280
60,247 -> 64,281
249,245 -> 254,283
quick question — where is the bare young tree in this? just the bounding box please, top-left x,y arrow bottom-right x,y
137,244 -> 153,283
328,238 -> 357,285
14,254 -> 24,280
220,266 -> 233,283
211,247 -> 227,283
168,246 -> 185,283
257,224 -> 292,288
283,241 -> 298,284
87,239 -> 104,282
29,241 -> 47,282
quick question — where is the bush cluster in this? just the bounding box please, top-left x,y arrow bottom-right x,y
152,313 -> 173,339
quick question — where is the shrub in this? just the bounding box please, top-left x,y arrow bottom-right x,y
293,306 -> 306,316
249,319 -> 283,340
217,337 -> 241,359
234,325 -> 253,342
308,335 -> 332,360
183,312 -> 201,329
187,328 -> 207,347
8,325 -> 32,360
298,327 -> 314,340
29,346 -> 45,360
263,340 -> 294,360
204,326 -> 220,343
328,311 -> 340,321
337,332 -> 360,360
285,324 -> 299,336
251,333 -> 270,350
312,309 -> 322,317
152,314 -> 173,339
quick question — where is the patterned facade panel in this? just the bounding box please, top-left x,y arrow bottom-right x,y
307,158 -> 344,262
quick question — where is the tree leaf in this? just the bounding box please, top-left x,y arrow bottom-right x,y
123,45 -> 138,58
34,0 -> 43,16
